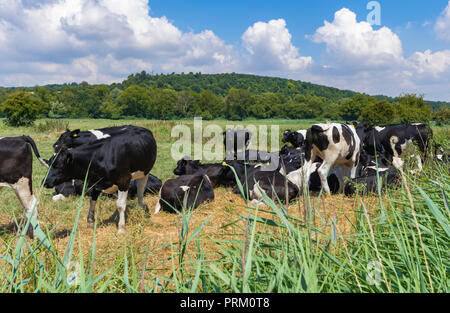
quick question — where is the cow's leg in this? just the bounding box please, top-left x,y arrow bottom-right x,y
117,190 -> 128,234
87,190 -> 100,228
317,162 -> 332,195
12,178 -> 39,238
337,165 -> 347,194
136,174 -> 149,209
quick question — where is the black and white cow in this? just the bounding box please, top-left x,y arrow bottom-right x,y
223,129 -> 251,160
344,170 -> 399,196
433,143 -> 448,163
282,129 -> 307,148
173,158 -> 227,187
357,123 -> 432,174
302,123 -> 363,195
53,125 -> 134,152
0,136 -> 49,237
155,174 -> 214,214
44,126 -> 157,234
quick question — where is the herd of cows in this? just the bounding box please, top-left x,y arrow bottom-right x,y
0,122 -> 447,237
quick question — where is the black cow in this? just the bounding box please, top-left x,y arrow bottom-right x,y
44,126 -> 157,234
0,136 -> 49,238
303,123 -> 364,195
53,125 -> 134,152
155,174 -> 214,214
223,129 -> 251,160
52,179 -> 86,201
235,170 -> 299,205
173,158 -> 227,187
52,174 -> 162,201
357,123 -> 432,173
282,129 -> 307,148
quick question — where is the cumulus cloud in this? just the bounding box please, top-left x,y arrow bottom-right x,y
311,8 -> 403,70
0,0 -> 237,86
302,7 -> 450,100
242,19 -> 312,72
435,1 -> 450,41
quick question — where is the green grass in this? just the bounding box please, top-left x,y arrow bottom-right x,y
0,118 -> 448,293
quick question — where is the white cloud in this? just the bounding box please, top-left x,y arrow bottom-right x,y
242,19 -> 312,72
435,1 -> 450,41
0,0 -> 237,85
311,8 -> 403,69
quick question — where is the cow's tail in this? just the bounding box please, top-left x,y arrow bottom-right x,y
22,136 -> 49,169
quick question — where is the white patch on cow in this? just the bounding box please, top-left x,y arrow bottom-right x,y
117,190 -> 128,234
52,194 -> 66,201
375,126 -> 385,132
412,123 -> 423,126
436,154 -> 443,161
180,186 -> 190,192
367,166 -> 389,172
0,137 -> 4,140
154,187 -> 162,214
89,130 -> 111,140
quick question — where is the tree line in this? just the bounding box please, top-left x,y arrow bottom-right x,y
0,72 -> 448,126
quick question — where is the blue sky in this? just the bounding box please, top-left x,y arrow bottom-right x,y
0,0 -> 449,100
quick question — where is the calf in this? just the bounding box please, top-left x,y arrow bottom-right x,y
302,123 -> 363,194
282,129 -> 307,148
0,136 -> 49,237
223,129 -> 251,160
154,174 -> 214,214
44,126 -> 157,234
358,123 -> 432,174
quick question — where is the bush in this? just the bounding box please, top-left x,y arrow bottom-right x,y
433,107 -> 450,126
359,100 -> 396,126
1,91 -> 47,126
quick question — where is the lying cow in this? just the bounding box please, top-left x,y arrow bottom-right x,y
52,174 -> 162,201
0,136 -> 49,237
358,123 -> 432,174
303,123 -> 363,195
44,126 -> 157,234
235,170 -> 299,205
344,170 -> 399,196
282,129 -> 307,148
155,174 -> 214,214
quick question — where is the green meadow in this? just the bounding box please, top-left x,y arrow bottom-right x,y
0,118 -> 448,293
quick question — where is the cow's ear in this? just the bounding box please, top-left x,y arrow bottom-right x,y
71,129 -> 80,137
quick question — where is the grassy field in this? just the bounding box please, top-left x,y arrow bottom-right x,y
0,118 -> 448,293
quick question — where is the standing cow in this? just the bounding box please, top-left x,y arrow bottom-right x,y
44,126 -> 157,234
0,136 -> 49,237
302,123 -> 363,195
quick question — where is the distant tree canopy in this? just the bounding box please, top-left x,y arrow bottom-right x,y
0,72 -> 446,126
1,91 -> 47,126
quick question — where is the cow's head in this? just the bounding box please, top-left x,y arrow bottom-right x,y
53,129 -> 80,152
282,130 -> 305,147
44,148 -> 75,188
173,158 -> 201,176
